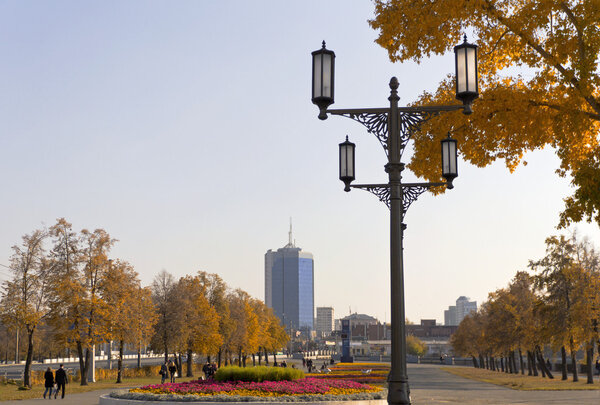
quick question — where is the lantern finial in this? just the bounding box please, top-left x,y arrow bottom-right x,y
322,41 -> 326,48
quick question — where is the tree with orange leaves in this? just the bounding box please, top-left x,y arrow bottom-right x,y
370,1 -> 600,227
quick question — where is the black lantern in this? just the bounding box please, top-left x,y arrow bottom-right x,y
454,35 -> 478,114
441,133 -> 458,189
312,41 -> 335,120
339,136 -> 355,192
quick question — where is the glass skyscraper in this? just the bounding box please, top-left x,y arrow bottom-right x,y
265,225 -> 314,332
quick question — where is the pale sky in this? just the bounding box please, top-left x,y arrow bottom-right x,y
1,1 -> 599,325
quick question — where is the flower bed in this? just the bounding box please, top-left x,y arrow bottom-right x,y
118,377 -> 385,402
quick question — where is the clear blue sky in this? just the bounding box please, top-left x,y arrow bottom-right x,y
1,1 -> 598,324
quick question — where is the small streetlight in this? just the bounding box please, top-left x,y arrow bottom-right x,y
339,136 -> 355,192
454,35 -> 478,114
441,133 -> 458,189
312,41 -> 335,120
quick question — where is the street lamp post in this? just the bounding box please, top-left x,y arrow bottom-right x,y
311,37 -> 478,405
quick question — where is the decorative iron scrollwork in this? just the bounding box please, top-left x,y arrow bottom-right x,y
337,112 -> 389,153
401,185 -> 430,214
396,111 -> 440,158
332,109 -> 440,157
353,185 -> 391,209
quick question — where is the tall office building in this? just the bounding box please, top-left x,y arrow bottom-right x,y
444,296 -> 477,326
265,224 -> 314,331
316,307 -> 334,336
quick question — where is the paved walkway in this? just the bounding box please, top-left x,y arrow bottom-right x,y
409,364 -> 600,404
2,364 -> 599,404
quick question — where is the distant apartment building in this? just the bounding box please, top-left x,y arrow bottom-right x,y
316,307 -> 334,336
444,296 -> 477,326
406,319 -> 457,338
265,224 -> 314,331
336,313 -> 390,340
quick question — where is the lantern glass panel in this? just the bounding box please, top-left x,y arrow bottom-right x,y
467,47 -> 476,92
322,53 -> 332,98
313,53 -> 322,98
456,48 -> 466,93
340,147 -> 348,177
442,139 -> 457,177
339,145 -> 354,178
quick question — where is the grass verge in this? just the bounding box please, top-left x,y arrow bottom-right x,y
443,366 -> 600,391
0,375 -> 197,401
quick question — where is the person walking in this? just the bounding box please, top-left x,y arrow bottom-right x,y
202,361 -> 211,380
54,364 -> 68,399
168,359 -> 177,383
160,361 -> 168,384
43,367 -> 54,399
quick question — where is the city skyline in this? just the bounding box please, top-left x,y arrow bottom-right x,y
1,1 -> 600,325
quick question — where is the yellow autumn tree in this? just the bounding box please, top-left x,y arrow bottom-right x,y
0,229 -> 51,387
370,1 -> 600,226
102,260 -> 141,383
172,276 -> 221,377
226,290 -> 259,367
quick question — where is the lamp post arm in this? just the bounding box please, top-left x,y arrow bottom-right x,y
350,181 -> 450,212
325,105 -> 466,157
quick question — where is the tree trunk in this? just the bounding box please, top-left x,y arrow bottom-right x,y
479,355 -> 485,369
273,351 -> 277,365
217,348 -> 222,368
116,339 -> 124,383
76,341 -> 87,385
561,346 -> 568,380
500,357 -> 505,372
177,353 -> 183,377
586,339 -> 594,384
571,351 -> 578,382
242,353 -> 247,367
252,353 -> 255,366
137,346 -> 141,369
23,329 -> 34,388
265,348 -> 269,365
258,348 -> 262,365
519,349 -> 525,375
163,341 -> 169,363
471,356 -> 478,368
536,348 -> 553,379
238,347 -> 242,367
187,348 -> 194,377
528,350 -> 537,376
510,351 -> 517,374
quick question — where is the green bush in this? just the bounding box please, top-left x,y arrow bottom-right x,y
214,366 -> 304,382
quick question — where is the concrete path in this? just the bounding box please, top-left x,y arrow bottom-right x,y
2,363 -> 600,404
409,364 -> 600,404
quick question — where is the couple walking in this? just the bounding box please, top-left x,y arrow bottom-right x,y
160,359 -> 178,384
43,364 -> 68,399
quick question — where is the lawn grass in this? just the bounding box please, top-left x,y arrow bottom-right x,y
0,375 -> 197,401
443,366 -> 600,390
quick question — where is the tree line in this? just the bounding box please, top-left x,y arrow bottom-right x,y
0,218 -> 288,387
451,233 -> 600,384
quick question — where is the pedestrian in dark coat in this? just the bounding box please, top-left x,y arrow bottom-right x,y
54,364 -> 68,399
160,361 -> 168,384
43,367 -> 54,399
168,360 -> 177,383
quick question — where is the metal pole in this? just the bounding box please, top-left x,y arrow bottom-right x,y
15,329 -> 19,364
386,77 -> 410,405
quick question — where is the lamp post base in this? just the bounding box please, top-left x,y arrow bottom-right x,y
387,379 -> 411,405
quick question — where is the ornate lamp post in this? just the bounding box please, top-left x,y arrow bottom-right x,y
311,37 -> 478,405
